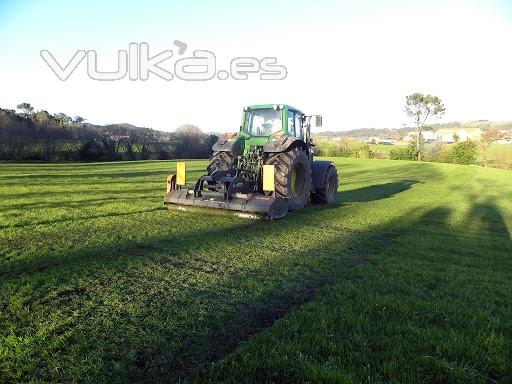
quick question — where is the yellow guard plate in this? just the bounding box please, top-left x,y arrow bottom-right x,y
176,162 -> 186,186
263,164 -> 275,192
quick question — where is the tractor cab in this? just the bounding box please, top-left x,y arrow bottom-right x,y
240,104 -> 308,139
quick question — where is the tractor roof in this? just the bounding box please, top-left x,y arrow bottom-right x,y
247,104 -> 304,114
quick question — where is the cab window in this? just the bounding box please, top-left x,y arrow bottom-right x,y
287,110 -> 296,137
295,113 -> 303,138
243,108 -> 282,136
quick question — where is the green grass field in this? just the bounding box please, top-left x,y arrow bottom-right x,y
1,159 -> 511,383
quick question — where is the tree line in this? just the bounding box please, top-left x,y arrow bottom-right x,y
0,103 -> 218,161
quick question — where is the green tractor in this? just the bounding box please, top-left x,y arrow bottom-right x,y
164,104 -> 338,219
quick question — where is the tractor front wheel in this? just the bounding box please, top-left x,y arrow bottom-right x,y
265,148 -> 311,211
207,151 -> 236,175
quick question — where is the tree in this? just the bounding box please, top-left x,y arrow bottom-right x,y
54,113 -> 72,127
175,124 -> 202,137
74,116 -> 86,124
405,93 -> 445,161
16,102 -> 34,118
174,124 -> 203,158
453,133 -> 460,142
33,110 -> 52,124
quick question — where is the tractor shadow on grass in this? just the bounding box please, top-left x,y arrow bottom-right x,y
337,180 -> 421,204
193,203 -> 512,383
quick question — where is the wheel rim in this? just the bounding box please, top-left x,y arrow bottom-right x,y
327,172 -> 337,198
290,163 -> 306,198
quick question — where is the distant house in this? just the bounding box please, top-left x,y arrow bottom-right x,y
364,136 -> 380,144
365,137 -> 395,145
436,128 -> 482,143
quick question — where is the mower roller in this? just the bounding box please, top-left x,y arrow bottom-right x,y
164,104 -> 338,219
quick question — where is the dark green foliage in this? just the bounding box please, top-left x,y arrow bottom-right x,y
78,139 -> 104,161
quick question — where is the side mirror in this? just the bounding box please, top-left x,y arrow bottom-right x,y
310,115 -> 322,128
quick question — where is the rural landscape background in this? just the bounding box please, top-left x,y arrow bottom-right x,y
2,103 -> 512,169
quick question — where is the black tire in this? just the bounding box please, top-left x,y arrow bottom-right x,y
312,165 -> 338,204
265,148 -> 311,211
207,151 -> 236,175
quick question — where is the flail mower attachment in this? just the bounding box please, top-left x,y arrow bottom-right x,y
163,162 -> 289,220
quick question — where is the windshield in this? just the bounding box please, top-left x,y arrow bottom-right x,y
243,109 -> 282,136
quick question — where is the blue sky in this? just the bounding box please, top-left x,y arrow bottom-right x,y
1,0 -> 512,131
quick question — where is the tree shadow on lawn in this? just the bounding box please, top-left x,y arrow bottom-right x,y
193,204 -> 512,384
466,200 -> 512,242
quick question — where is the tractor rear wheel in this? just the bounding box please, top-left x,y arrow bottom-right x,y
312,165 -> 338,204
207,151 -> 236,175
265,148 -> 311,211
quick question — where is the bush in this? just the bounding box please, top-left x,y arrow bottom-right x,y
389,142 -> 417,160
312,141 -> 329,156
78,139 -> 104,161
329,143 -> 354,157
423,143 -> 448,162
352,144 -> 374,159
443,140 -> 478,165
314,139 -> 374,159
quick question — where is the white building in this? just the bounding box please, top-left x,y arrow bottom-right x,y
436,128 -> 482,143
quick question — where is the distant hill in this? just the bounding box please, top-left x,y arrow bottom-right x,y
314,127 -> 414,140
315,121 -> 512,140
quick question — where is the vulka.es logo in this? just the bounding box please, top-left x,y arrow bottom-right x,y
40,41 -> 288,81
